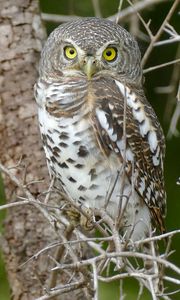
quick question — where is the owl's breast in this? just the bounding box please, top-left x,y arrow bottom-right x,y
35,77 -> 95,117
38,104 -> 113,204
36,76 -> 128,209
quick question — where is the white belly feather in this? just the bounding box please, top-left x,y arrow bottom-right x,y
38,106 -> 150,241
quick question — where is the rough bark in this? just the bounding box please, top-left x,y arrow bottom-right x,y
0,1 -> 81,299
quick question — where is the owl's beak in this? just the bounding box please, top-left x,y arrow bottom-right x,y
82,57 -> 97,80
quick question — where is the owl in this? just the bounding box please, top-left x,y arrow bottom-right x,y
35,18 -> 166,241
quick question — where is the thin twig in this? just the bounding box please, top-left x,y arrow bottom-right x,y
110,0 -> 167,22
52,251 -> 180,276
141,0 -> 179,67
143,58 -> 180,74
116,0 -> 124,24
48,224 -> 75,289
92,262 -> 98,300
41,0 -> 167,24
0,162 -> 55,225
91,0 -> 102,18
167,89 -> 180,138
0,199 -> 31,210
35,280 -> 85,300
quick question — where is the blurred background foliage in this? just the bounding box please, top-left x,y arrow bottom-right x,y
0,1 -> 179,299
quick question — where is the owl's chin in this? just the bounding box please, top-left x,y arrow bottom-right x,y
63,69 -> 85,78
62,69 -> 113,81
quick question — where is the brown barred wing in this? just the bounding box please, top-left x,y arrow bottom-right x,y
91,77 -> 166,233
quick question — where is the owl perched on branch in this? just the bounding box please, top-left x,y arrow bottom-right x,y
35,18 -> 166,241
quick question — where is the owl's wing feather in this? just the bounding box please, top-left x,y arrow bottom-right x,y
91,77 -> 166,232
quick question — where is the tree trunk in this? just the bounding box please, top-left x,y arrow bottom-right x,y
0,1 -> 81,299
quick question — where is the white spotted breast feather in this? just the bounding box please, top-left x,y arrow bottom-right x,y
91,76 -> 166,233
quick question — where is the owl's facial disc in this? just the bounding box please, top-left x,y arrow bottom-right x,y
61,41 -> 120,80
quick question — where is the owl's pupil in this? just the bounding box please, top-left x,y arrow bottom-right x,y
106,51 -> 112,56
70,49 -> 75,55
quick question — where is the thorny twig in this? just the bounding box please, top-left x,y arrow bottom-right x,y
141,0 -> 179,67
1,158 -> 180,300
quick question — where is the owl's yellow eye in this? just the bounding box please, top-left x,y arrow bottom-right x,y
64,46 -> 77,59
103,47 -> 117,62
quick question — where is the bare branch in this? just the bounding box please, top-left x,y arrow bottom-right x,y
41,13 -> 79,24
1,157 -> 180,298
109,0 -> 167,22
141,0 -> 179,67
92,262 -> 98,300
0,162 -> 60,230
0,199 -> 30,210
143,58 -> 180,74
35,280 -> 85,300
116,0 -> 125,24
52,251 -> 180,276
92,0 -> 102,18
167,88 -> 180,138
41,0 -> 167,24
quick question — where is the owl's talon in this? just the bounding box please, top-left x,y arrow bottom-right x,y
62,205 -> 81,226
62,205 -> 94,230
80,208 -> 94,231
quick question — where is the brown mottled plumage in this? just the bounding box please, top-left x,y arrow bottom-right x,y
35,18 -> 166,240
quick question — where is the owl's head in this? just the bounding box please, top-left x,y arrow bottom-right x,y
40,18 -> 142,84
